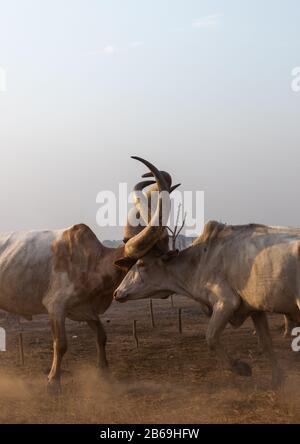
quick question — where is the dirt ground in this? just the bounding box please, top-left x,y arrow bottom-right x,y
0,296 -> 299,424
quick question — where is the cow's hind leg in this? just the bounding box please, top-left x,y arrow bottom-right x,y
251,311 -> 284,389
47,307 -> 67,394
206,294 -> 252,377
87,319 -> 109,376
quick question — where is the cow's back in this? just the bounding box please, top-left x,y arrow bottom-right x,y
220,226 -> 300,312
0,229 -> 62,316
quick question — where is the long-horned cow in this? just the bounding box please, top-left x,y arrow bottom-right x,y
114,163 -> 300,388
0,157 -> 178,393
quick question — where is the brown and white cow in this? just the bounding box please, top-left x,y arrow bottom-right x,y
115,203 -> 300,389
0,157 -> 177,393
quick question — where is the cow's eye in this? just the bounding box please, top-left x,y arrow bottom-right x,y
137,259 -> 146,268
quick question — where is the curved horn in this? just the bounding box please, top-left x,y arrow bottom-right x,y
142,171 -> 180,194
132,180 -> 155,207
124,180 -> 155,242
124,157 -> 171,259
133,180 -> 156,192
142,171 -> 172,188
132,180 -> 156,225
131,157 -> 169,191
170,183 -> 181,193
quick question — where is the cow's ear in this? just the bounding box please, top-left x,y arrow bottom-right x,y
114,257 -> 136,271
162,249 -> 179,262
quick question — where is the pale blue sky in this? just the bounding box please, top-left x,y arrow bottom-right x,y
0,0 -> 299,239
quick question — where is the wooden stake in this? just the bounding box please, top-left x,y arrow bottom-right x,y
178,308 -> 182,334
170,295 -> 174,308
149,299 -> 155,328
18,332 -> 24,365
133,320 -> 139,348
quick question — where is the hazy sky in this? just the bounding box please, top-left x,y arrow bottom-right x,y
0,0 -> 299,239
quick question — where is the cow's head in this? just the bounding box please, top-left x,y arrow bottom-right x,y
114,249 -> 179,302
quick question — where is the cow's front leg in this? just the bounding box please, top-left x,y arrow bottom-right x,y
87,319 -> 109,376
283,315 -> 298,337
206,284 -> 252,377
251,311 -> 285,389
47,308 -> 67,394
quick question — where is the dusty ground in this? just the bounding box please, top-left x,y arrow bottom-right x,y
0,296 -> 299,424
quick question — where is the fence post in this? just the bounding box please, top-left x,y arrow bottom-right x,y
133,320 -> 139,348
170,295 -> 174,308
149,299 -> 155,328
178,308 -> 182,334
17,316 -> 25,365
18,332 -> 25,365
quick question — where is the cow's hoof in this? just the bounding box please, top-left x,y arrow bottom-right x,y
47,380 -> 62,396
272,368 -> 285,390
232,359 -> 252,377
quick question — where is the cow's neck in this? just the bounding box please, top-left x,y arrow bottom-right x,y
89,245 -> 126,307
98,245 -> 126,286
165,244 -> 208,300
